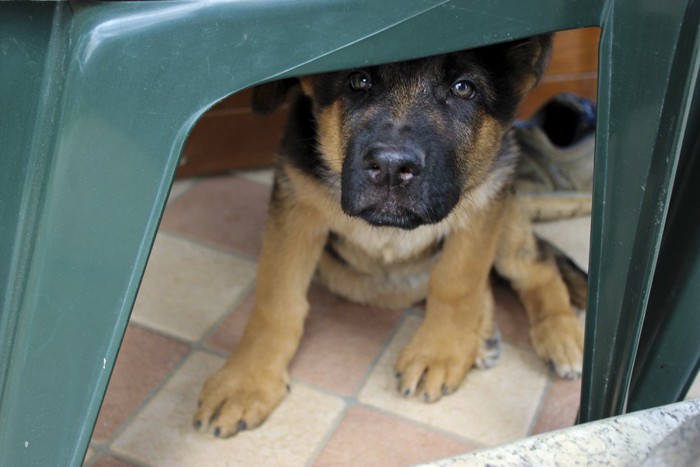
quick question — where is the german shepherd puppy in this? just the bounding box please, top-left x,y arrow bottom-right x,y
194,34 -> 586,438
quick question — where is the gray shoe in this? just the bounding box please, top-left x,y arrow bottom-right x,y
514,93 -> 596,221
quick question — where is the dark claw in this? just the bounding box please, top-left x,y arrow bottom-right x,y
286,384 -> 291,392
395,372 -> 402,379
237,420 -> 248,432
403,388 -> 411,397
193,419 -> 202,429
441,384 -> 449,395
197,400 -> 202,408
423,393 -> 430,402
213,427 -> 221,438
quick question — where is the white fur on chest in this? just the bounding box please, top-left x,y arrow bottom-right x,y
329,214 -> 452,264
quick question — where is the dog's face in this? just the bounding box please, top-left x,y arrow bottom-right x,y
254,36 -> 551,229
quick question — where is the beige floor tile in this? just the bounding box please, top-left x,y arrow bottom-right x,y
237,169 -> 274,186
686,373 -> 700,400
358,315 -> 549,446
314,406 -> 475,467
130,233 -> 255,341
534,216 -> 591,271
532,378 -> 581,435
112,352 -> 345,467
83,448 -> 95,465
168,179 -> 196,204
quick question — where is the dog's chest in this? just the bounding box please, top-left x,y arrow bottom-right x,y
328,214 -> 450,265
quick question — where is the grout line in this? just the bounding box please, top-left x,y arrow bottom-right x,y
353,307 -> 418,397
93,346 -> 197,450
123,319 -> 192,346
355,401 -> 487,451
99,450 -> 153,467
526,376 -> 554,437
197,281 -> 256,352
304,401 -> 351,467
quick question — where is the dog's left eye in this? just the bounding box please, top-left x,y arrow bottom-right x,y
348,72 -> 372,92
450,80 -> 477,99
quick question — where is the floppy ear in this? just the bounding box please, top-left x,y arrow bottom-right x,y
251,78 -> 299,115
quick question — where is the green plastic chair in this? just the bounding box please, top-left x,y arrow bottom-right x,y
1,1 -> 698,465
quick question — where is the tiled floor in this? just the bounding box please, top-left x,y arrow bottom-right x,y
84,170 -> 698,467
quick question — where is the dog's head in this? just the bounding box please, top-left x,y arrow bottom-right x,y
254,35 -> 552,229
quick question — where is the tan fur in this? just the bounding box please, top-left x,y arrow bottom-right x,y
494,197 -> 584,378
194,186 -> 328,437
315,102 -> 346,173
395,197 -> 507,401
195,38 -> 583,437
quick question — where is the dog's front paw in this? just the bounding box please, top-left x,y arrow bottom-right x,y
530,314 -> 584,379
193,364 -> 288,438
395,328 -> 479,403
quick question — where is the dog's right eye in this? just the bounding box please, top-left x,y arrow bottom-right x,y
348,72 -> 372,92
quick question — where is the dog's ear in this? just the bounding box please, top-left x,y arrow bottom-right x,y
251,78 -> 299,115
504,34 -> 553,91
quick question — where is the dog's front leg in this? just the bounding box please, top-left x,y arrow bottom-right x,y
194,198 -> 327,438
396,206 -> 504,403
494,197 -> 584,379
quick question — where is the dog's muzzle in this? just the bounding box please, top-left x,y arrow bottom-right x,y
361,145 -> 424,188
341,142 -> 436,230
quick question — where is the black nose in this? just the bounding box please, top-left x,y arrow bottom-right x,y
362,146 -> 424,187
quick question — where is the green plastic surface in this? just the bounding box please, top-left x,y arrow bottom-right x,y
628,55 -> 700,411
0,1 -> 697,465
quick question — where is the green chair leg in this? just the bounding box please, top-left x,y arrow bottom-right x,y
580,0 -> 700,422
628,76 -> 700,411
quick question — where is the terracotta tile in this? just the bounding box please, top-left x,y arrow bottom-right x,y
112,352 -> 345,467
92,324 -> 189,442
314,406 -> 475,466
130,233 -> 256,341
358,315 -> 549,446
291,284 -> 402,394
206,284 -> 402,395
492,279 -> 532,348
83,448 -> 95,465
91,454 -> 139,467
531,378 -> 582,435
160,175 -> 271,258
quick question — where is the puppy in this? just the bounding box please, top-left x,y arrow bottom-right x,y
194,34 -> 586,438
